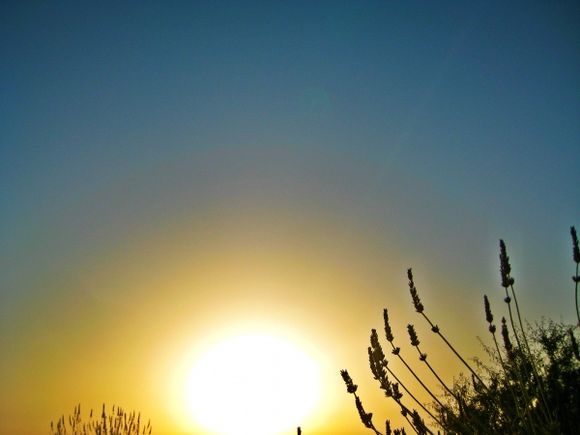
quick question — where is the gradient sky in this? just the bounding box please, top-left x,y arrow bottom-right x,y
1,1 -> 579,434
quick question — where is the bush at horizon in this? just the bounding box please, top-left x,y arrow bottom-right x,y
341,226 -> 580,435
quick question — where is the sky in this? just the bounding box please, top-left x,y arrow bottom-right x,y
1,1 -> 579,434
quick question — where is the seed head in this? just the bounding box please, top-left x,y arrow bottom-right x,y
412,410 -> 427,435
392,382 -> 403,400
340,369 -> 358,394
370,329 -> 387,365
384,309 -> 395,342
571,226 -> 580,264
485,296 -> 497,333
407,324 -> 420,347
369,330 -> 391,395
407,268 -> 424,313
484,295 -> 493,324
501,317 -> 513,358
499,240 -> 515,288
355,396 -> 374,429
368,346 -> 386,386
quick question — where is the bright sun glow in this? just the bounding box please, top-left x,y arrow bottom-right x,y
185,333 -> 321,435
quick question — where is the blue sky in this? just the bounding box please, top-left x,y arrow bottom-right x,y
1,1 -> 579,433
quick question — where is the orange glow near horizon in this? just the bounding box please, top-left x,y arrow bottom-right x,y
0,206 -> 498,435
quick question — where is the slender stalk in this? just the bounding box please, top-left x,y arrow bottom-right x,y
502,288 -> 528,391
413,345 -> 457,402
508,282 -> 552,423
394,399 -> 434,435
484,295 -> 522,431
575,262 -> 579,328
402,413 -> 418,435
341,370 -> 384,435
503,279 -> 546,428
420,311 -> 487,389
499,239 -> 552,423
385,364 -> 443,426
504,288 -> 547,431
354,392 -> 383,435
369,330 -> 435,434
408,328 -> 479,433
383,308 -> 442,431
404,411 -> 425,435
387,341 -> 445,409
405,323 -> 481,433
571,227 -> 580,326
490,329 -> 533,433
407,268 -> 487,390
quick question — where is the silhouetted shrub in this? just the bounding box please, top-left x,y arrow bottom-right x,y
342,227 -> 580,434
50,404 -> 151,435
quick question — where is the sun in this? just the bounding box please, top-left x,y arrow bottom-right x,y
184,332 -> 321,435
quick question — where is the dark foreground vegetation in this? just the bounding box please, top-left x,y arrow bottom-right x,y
51,228 -> 580,434
50,404 -> 151,435
341,227 -> 580,434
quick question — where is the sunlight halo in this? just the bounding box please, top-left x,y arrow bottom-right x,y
184,332 -> 321,435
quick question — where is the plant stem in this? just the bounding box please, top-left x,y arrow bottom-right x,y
575,263 -> 579,327
414,346 -> 457,402
420,312 -> 488,390
396,401 -> 434,435
509,284 -> 552,423
491,331 -> 532,433
385,364 -> 443,426
354,392 -> 383,435
388,342 -> 445,409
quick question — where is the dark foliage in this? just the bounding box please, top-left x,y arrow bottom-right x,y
343,227 -> 580,434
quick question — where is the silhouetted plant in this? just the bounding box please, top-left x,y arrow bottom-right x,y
342,227 -> 580,434
571,226 -> 580,326
50,404 -> 151,435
